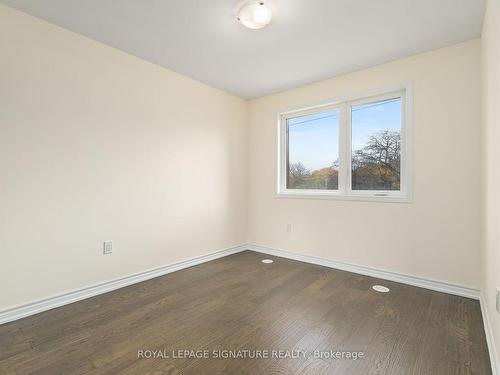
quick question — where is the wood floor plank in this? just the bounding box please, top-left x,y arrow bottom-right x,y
0,250 -> 491,375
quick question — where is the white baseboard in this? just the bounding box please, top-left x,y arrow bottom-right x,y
0,244 -> 246,325
247,243 -> 481,300
480,294 -> 499,375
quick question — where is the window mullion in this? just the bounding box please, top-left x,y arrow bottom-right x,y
339,103 -> 350,195
346,103 -> 353,195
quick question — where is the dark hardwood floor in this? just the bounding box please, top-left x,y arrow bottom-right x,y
0,251 -> 492,374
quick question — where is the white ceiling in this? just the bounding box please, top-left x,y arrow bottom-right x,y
1,0 -> 485,99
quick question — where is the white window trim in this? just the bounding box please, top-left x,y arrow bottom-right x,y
276,82 -> 413,203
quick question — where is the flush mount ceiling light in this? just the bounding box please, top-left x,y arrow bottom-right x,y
237,1 -> 272,29
261,259 -> 274,264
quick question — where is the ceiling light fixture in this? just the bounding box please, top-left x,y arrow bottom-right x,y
237,1 -> 272,29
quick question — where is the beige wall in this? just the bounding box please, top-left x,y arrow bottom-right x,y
248,40 -> 482,288
0,5 -> 248,309
482,0 -> 500,362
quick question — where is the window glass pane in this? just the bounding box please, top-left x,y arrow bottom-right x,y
287,109 -> 339,190
351,97 -> 401,191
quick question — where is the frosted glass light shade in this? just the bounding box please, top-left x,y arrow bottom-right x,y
238,2 -> 272,29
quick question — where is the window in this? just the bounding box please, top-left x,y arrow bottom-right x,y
278,86 -> 411,201
351,97 -> 401,191
287,108 -> 339,190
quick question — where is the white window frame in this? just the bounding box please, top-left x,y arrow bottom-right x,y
276,83 -> 413,203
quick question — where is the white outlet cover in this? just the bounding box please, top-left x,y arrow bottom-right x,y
103,241 -> 113,254
372,285 -> 390,293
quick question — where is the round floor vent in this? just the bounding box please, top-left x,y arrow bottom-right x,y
372,285 -> 390,293
261,259 -> 274,264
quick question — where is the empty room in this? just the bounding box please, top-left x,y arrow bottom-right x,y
0,0 -> 499,374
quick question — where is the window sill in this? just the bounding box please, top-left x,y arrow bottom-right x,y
275,191 -> 412,203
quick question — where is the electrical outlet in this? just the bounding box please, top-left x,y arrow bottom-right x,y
103,241 -> 113,255
286,223 -> 292,233
496,287 -> 500,314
